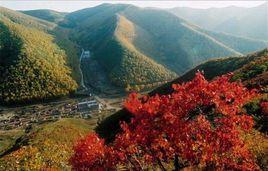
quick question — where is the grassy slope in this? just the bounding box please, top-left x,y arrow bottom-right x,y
0,129 -> 24,155
232,50 -> 268,89
0,118 -> 93,170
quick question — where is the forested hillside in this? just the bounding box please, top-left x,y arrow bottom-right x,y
0,7 -> 55,30
0,4 -> 267,102
151,48 -> 268,95
0,7 -> 78,103
57,4 -> 267,89
63,4 -> 178,88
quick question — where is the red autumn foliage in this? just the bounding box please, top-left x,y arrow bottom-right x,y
70,72 -> 259,170
69,133 -> 106,171
260,101 -> 268,116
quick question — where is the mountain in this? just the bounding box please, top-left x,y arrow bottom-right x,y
151,48 -> 268,95
58,4 -> 266,89
62,4 -> 178,88
0,7 -> 79,104
96,48 -> 268,142
1,4 -> 267,102
21,9 -> 67,23
169,2 -> 268,41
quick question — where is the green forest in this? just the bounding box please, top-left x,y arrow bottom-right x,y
0,12 -> 77,104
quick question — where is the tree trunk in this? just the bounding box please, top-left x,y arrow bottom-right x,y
174,154 -> 179,171
157,157 -> 167,171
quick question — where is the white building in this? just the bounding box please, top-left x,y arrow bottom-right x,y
78,100 -> 103,113
83,51 -> 90,58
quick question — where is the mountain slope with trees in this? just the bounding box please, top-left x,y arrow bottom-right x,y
58,4 -> 267,89
0,7 -> 78,104
0,4 -> 267,101
151,48 -> 268,95
11,4 -> 267,90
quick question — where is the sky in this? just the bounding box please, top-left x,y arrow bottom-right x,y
0,1 -> 266,12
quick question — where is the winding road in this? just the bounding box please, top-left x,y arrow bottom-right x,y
79,49 -> 88,90
79,50 -> 117,110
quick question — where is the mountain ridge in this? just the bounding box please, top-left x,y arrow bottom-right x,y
151,48 -> 268,95
60,4 -> 267,89
0,3 -> 267,100
20,9 -> 67,23
169,2 -> 268,41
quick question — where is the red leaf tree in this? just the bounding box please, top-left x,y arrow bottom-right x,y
70,72 -> 259,170
69,133 -> 107,170
261,101 -> 268,116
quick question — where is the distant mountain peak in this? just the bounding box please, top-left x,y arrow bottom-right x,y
169,2 -> 268,41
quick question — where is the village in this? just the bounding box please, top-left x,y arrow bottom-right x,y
0,96 -> 116,130
0,49 -> 121,131
0,49 -> 122,131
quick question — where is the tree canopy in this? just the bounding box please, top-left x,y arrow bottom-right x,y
70,72 -> 258,170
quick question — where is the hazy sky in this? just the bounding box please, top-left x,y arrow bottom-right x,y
0,1 -> 266,12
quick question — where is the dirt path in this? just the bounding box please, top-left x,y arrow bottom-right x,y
79,49 -> 88,90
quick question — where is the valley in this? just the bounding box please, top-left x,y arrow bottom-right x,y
0,47 -> 124,162
1,3 -> 267,103
80,49 -> 122,95
0,2 -> 267,170
79,49 -> 124,110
